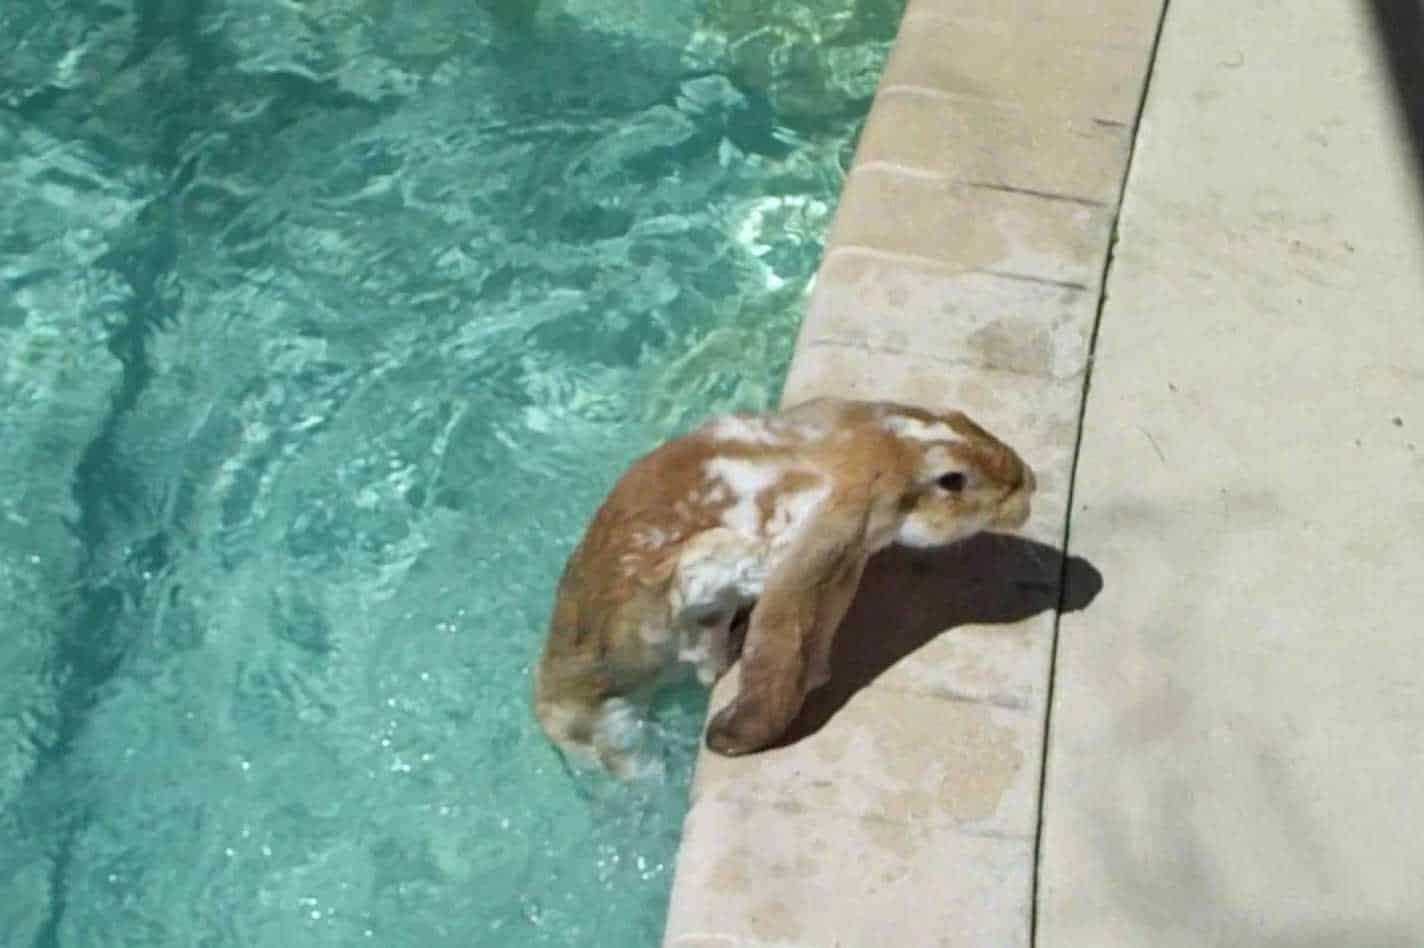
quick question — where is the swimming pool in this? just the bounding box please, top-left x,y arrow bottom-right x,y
0,0 -> 903,943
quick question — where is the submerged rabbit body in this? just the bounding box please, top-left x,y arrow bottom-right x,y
533,397 -> 1035,777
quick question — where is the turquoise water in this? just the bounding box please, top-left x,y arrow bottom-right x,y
0,1 -> 902,944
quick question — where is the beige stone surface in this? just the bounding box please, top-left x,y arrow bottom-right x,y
663,0 -> 1165,944
1036,1 -> 1424,945
903,0 -> 1163,50
828,170 -> 1111,286
801,251 -> 1097,379
690,681 -> 1041,839
880,13 -> 1155,123
854,89 -> 1132,204
866,612 -> 1051,713
664,796 -> 1033,948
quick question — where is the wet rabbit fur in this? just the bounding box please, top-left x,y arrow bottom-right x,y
533,397 -> 1035,778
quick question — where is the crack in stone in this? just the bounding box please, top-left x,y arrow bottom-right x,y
1028,2 -> 1176,943
967,181 -> 1108,209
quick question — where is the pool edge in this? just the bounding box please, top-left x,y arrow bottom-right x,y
662,2 -> 1166,944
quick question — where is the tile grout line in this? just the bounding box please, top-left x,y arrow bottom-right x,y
821,244 -> 1094,291
847,158 -> 1112,208
1026,1 -> 1175,945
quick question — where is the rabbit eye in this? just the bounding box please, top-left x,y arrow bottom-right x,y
937,472 -> 967,493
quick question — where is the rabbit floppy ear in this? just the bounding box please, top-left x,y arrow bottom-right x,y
705,488 -> 873,756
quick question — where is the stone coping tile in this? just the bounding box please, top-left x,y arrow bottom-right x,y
801,249 -> 1097,380
828,168 -> 1112,288
880,12 -> 1155,124
664,796 -> 1032,948
903,0 -> 1164,52
865,605 -> 1054,714
691,682 -> 1042,840
856,88 -> 1131,206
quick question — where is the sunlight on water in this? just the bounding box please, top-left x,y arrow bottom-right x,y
0,0 -> 903,943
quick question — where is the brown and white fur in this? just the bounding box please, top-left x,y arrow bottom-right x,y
532,397 -> 1036,778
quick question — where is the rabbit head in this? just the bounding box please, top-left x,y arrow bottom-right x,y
703,398 -> 1036,757
884,407 -> 1036,548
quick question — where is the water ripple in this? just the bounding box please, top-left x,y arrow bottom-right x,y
0,0 -> 902,944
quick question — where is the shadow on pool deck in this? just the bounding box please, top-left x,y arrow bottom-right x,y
773,533 -> 1103,746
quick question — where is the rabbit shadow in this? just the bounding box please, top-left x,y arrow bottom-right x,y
773,532 -> 1104,747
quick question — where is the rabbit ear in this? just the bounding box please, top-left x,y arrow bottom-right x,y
704,488 -> 873,756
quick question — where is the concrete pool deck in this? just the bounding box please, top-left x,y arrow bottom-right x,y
664,0 -> 1424,944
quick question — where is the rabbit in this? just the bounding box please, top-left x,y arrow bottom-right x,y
532,396 -> 1036,778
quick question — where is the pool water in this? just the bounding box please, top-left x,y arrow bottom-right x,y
0,0 -> 903,944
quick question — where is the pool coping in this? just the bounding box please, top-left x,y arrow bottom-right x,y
662,2 -> 1167,945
